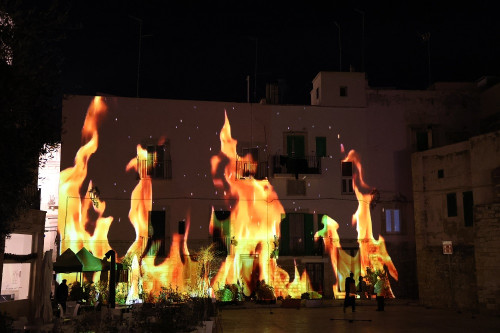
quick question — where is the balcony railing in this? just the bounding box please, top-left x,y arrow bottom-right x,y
272,155 -> 321,177
236,160 -> 269,180
137,159 -> 172,179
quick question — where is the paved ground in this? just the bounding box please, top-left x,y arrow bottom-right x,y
219,300 -> 500,333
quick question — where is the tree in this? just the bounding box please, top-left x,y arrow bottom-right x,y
0,0 -> 69,237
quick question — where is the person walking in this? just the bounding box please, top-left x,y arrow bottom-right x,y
358,275 -> 368,300
374,275 -> 385,311
343,272 -> 356,313
56,279 -> 69,315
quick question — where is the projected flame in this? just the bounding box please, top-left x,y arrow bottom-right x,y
58,98 -> 398,300
58,96 -> 113,258
315,150 -> 398,297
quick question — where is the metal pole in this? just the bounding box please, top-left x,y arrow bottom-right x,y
254,38 -> 258,102
427,35 -> 431,87
129,15 -> 143,98
334,22 -> 342,71
246,75 -> 250,103
105,250 -> 116,308
354,9 -> 365,72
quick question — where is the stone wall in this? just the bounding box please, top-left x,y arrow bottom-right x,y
474,203 -> 500,315
416,245 -> 477,310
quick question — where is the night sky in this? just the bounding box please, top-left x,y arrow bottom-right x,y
62,1 -> 499,104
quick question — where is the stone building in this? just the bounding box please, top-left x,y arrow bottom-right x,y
411,77 -> 500,313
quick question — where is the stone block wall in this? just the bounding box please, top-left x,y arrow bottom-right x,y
474,203 -> 500,315
416,245 -> 477,310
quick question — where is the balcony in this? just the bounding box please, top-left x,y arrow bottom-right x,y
137,159 -> 172,179
236,160 -> 269,180
272,155 -> 321,177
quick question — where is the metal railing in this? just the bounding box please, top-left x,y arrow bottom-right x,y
271,155 -> 321,176
137,159 -> 172,179
236,160 -> 269,180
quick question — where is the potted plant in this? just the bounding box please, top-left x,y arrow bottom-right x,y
256,280 -> 276,304
302,291 -> 323,307
281,295 -> 301,309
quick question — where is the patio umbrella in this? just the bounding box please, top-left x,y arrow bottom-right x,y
53,248 -> 83,273
76,247 -> 104,272
35,250 -> 53,323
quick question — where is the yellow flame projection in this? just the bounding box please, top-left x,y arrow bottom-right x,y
58,99 -> 398,300
125,144 -> 152,257
210,112 -> 312,298
315,150 -> 398,297
58,96 -> 112,257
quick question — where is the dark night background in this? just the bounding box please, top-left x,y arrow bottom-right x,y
62,0 -> 499,104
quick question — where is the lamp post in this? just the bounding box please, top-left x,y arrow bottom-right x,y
105,250 -> 116,308
420,32 -> 432,87
354,9 -> 365,72
334,22 -> 342,71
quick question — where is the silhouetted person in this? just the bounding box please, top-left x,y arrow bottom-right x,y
374,276 -> 385,311
343,272 -> 356,312
56,279 -> 69,314
358,275 -> 368,299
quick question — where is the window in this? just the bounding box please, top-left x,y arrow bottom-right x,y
138,144 -> 171,179
315,137 -> 326,158
237,147 -> 261,179
212,210 -> 231,254
1,263 -> 30,301
315,87 -> 319,99
4,234 -> 32,255
286,134 -> 305,158
1,234 -> 33,301
305,263 -> 324,295
148,211 -> 166,256
341,161 -> 354,194
447,193 -> 457,217
385,209 -> 401,233
280,213 -> 314,256
340,86 -> 348,97
438,169 -> 444,178
415,127 -> 433,151
463,191 -> 473,227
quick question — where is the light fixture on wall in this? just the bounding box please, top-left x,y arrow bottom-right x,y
88,186 -> 100,208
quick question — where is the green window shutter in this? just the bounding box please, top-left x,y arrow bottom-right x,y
315,137 -> 326,157
304,214 -> 314,255
280,214 -> 290,256
287,135 -> 305,158
213,211 -> 231,236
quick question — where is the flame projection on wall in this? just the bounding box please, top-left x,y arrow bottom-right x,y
315,150 -> 398,297
58,97 -> 398,300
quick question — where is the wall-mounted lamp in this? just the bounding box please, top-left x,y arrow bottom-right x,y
88,186 -> 100,208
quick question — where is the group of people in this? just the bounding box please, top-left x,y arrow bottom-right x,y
343,270 -> 388,313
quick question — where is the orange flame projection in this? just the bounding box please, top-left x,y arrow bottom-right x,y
58,98 -> 398,300
125,144 -> 152,257
210,112 -> 311,298
58,96 -> 113,258
316,150 -> 398,297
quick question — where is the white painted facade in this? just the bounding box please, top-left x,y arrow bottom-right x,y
58,72 -> 486,298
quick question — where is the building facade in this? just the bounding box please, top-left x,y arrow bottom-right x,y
56,72 -> 487,300
412,131 -> 500,313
